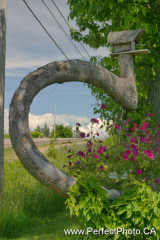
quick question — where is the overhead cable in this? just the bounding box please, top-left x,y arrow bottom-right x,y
51,0 -> 91,59
41,0 -> 86,60
23,0 -> 68,60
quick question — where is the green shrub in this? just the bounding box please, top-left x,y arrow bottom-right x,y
66,176 -> 160,239
47,138 -> 58,159
31,130 -> 43,138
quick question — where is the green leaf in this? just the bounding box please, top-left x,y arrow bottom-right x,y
116,206 -> 128,215
126,209 -> 132,218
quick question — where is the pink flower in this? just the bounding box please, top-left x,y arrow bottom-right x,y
158,123 -> 160,129
92,153 -> 99,159
109,125 -> 113,128
117,156 -> 120,161
80,132 -> 85,138
139,126 -> 146,131
148,113 -> 153,117
133,123 -> 138,127
139,136 -> 145,142
144,177 -> 148,182
128,119 -> 131,123
143,122 -> 149,128
106,155 -> 109,159
68,161 -> 72,166
131,127 -> 135,131
97,146 -> 104,154
133,151 -> 139,157
115,124 -> 120,129
146,130 -> 149,134
136,169 -> 142,174
96,131 -> 99,136
78,151 -> 85,158
130,137 -> 136,143
87,148 -> 91,153
155,178 -> 160,184
76,161 -> 80,165
157,131 -> 160,136
76,123 -> 82,126
99,165 -> 103,171
90,118 -> 99,123
124,120 -> 128,126
130,156 -> 135,162
126,150 -> 131,155
67,155 -> 72,159
122,154 -> 128,160
155,147 -> 159,152
125,133 -> 130,136
101,104 -> 106,109
145,137 -> 150,144
115,116 -> 118,118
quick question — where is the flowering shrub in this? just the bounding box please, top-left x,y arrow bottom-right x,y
65,104 -> 160,235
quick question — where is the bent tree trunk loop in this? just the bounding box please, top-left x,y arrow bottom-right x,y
9,56 -> 138,201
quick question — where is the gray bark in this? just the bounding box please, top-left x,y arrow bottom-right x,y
0,0 -> 7,195
9,57 -> 137,200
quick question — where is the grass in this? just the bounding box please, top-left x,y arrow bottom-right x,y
0,139 -> 109,240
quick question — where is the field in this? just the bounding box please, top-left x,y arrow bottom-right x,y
0,139 -> 108,240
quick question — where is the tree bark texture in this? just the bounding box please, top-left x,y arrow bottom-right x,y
0,0 -> 7,195
9,57 -> 138,200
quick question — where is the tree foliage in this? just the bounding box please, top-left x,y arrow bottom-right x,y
51,124 -> 73,138
67,0 -> 160,130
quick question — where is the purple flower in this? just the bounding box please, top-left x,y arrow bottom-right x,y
76,123 -> 82,126
97,146 -> 104,154
86,133 -> 90,137
78,151 -> 85,158
101,104 -> 106,109
76,160 -> 80,165
80,132 -> 85,138
126,128 -> 129,131
90,118 -> 99,123
99,165 -> 103,171
136,169 -> 142,174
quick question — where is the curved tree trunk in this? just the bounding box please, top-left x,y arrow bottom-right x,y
9,56 -> 137,201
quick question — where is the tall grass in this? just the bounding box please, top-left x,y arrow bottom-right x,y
1,140 -> 108,240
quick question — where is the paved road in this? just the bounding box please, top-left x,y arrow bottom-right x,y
4,138 -> 86,149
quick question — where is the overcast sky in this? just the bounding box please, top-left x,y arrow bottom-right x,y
4,0 -> 112,138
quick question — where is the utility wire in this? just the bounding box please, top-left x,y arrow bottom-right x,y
50,0 -> 91,59
23,0 -> 68,60
30,103 -> 93,114
41,0 -> 85,60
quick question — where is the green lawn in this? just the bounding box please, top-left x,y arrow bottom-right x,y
0,140 -> 109,240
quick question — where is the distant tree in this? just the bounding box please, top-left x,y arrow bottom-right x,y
41,123 -> 50,137
51,124 -> 73,138
73,125 -> 81,138
35,125 -> 41,132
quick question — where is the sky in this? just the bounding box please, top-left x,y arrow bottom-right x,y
4,0 -> 113,138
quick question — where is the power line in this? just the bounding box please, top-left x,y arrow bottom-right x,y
23,0 -> 68,60
41,0 -> 86,61
30,103 -> 93,114
50,0 -> 91,59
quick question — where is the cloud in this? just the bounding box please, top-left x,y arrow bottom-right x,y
4,109 -> 112,139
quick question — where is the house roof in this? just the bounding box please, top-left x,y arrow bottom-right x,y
107,29 -> 145,44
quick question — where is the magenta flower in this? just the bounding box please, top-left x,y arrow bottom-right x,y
99,140 -> 103,143
67,155 -> 72,159
76,160 -> 80,165
87,143 -> 92,148
133,151 -> 139,157
157,131 -> 160,136
122,154 -> 128,160
101,104 -> 106,109
131,127 -> 135,131
109,125 -> 113,128
130,156 -> 135,162
146,130 -> 149,134
97,146 -> 104,154
155,178 -> 160,184
68,161 -> 72,166
124,120 -> 128,126
126,150 -> 131,155
86,133 -> 90,137
80,132 -> 85,138
81,164 -> 84,168
68,141 -> 71,144
128,119 -> 131,123
133,123 -> 138,127
106,155 -> 109,159
90,118 -> 99,123
130,137 -> 136,143
139,136 -> 145,142
76,123 -> 82,126
92,153 -> 99,159
87,140 -> 92,145
125,133 -> 130,136
87,148 -> 91,153
96,131 -> 99,136
115,124 -> 120,129
158,123 -> 160,129
99,165 -> 104,171
144,177 -> 148,182
136,169 -> 142,174
145,137 -> 150,144
155,147 -> 159,152
143,122 -> 149,128
78,151 -> 85,158
117,156 -> 120,161
148,113 -> 153,117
